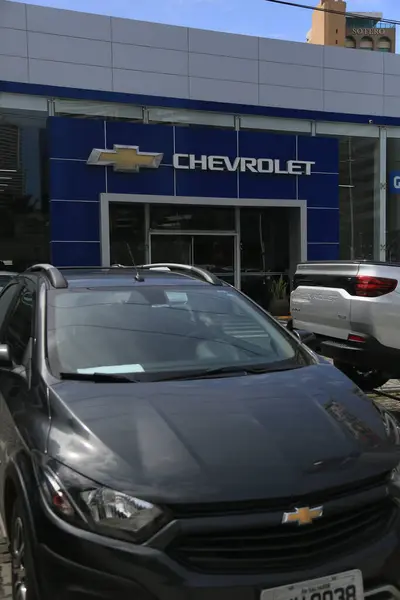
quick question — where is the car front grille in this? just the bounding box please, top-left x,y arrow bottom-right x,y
168,499 -> 396,574
167,472 -> 391,518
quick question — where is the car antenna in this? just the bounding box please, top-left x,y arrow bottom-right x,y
125,242 -> 144,282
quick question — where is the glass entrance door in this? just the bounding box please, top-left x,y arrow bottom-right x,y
150,234 -> 192,264
192,235 -> 235,285
150,233 -> 235,285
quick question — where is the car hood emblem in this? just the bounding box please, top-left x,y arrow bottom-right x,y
282,506 -> 323,525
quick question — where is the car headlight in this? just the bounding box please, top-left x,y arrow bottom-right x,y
35,456 -> 168,543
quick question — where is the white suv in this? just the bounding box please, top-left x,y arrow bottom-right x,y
290,260 -> 400,391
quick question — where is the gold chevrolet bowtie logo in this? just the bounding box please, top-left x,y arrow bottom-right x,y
282,506 -> 323,526
87,145 -> 164,173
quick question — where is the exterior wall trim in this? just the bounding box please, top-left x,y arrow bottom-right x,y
2,79 -> 400,128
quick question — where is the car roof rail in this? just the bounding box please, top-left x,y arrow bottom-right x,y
25,263 -> 68,289
138,263 -> 222,285
58,266 -> 118,270
57,265 -> 134,271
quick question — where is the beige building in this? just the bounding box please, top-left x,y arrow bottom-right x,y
307,0 -> 396,53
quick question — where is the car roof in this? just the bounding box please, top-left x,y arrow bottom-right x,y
53,269 -> 212,290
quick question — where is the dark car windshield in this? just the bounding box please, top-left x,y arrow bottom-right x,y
46,284 -> 312,380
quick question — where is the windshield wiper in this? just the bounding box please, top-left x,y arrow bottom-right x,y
59,372 -> 136,383
158,363 -> 302,381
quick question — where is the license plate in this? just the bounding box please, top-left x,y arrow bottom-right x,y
261,570 -> 364,600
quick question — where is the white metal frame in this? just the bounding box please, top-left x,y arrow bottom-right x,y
100,193 -> 307,288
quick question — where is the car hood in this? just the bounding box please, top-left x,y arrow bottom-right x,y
47,363 -> 399,504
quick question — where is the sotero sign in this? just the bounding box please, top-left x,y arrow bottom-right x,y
87,145 -> 315,175
173,154 -> 315,175
352,28 -> 387,35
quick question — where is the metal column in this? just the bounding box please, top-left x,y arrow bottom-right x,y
378,127 -> 387,261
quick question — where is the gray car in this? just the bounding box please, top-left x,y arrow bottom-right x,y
290,260 -> 400,391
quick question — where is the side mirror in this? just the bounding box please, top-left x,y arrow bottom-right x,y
0,344 -> 12,368
294,330 -> 316,346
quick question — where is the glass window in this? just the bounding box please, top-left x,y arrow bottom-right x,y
0,108 -> 49,270
109,203 -> 145,266
46,285 -> 312,379
150,204 -> 235,231
0,284 -> 19,327
0,93 -> 48,113
338,137 -> 378,259
148,108 -> 234,129
377,37 -> 391,52
240,207 -> 290,273
359,37 -> 373,50
345,37 -> 356,48
316,134 -> 379,260
3,288 -> 34,364
150,234 -> 235,285
54,99 -> 143,121
240,207 -> 292,310
240,115 -> 311,135
386,139 -> 400,261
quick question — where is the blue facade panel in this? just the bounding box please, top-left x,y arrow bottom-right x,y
51,242 -> 101,267
48,117 -> 339,266
50,160 -> 106,201
108,167 -> 174,197
49,117 -> 105,160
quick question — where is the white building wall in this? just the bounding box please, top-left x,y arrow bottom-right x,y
0,0 -> 400,117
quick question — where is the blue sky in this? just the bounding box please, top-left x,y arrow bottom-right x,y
12,0 -> 400,44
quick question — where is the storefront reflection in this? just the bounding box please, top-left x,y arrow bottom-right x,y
109,203 -> 146,266
109,202 -> 293,311
150,234 -> 235,285
337,137 -> 378,260
150,204 -> 235,231
387,138 -> 400,262
240,207 -> 291,312
0,110 -> 49,270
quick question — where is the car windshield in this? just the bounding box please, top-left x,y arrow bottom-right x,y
46,284 -> 312,380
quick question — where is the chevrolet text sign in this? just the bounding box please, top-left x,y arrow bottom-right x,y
173,154 -> 315,175
87,145 -> 315,175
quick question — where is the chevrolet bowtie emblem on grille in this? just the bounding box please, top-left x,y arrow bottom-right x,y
282,506 -> 323,526
87,145 -> 164,173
